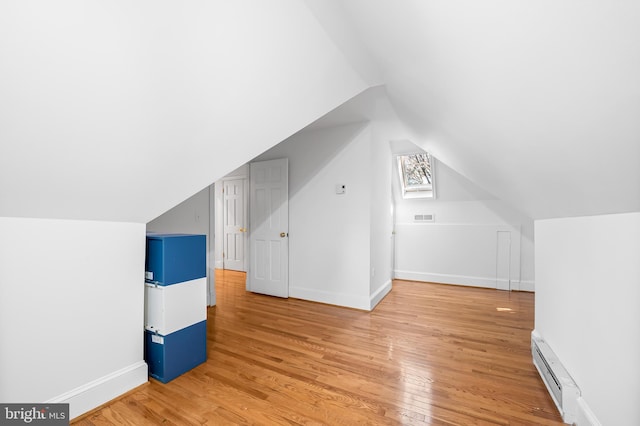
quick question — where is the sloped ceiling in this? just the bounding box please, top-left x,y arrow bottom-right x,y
0,1 -> 368,222
325,0 -> 640,219
2,1 -> 638,223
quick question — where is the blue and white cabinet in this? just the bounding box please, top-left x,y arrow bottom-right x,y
144,233 -> 207,383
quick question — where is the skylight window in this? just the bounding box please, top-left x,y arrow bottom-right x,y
397,153 -> 435,199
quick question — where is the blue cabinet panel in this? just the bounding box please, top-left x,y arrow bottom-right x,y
144,320 -> 207,383
145,234 -> 206,286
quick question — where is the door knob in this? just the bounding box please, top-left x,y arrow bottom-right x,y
239,227 -> 247,232
280,232 -> 287,238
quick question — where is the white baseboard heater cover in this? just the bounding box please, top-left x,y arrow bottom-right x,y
531,332 -> 581,424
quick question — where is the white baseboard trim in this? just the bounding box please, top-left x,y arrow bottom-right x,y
576,397 -> 601,426
47,361 -> 148,420
394,270 -> 496,289
370,280 -> 392,310
496,278 -> 510,291
289,286 -> 371,311
394,271 -> 535,292
518,280 -> 535,292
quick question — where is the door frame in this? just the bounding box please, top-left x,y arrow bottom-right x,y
208,184 -> 216,306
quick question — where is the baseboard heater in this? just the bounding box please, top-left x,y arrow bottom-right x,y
531,332 -> 581,424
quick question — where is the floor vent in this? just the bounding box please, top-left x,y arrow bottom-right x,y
531,332 -> 581,424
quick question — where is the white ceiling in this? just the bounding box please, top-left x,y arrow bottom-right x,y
1,1 -> 638,222
310,0 -> 640,219
0,1 -> 368,222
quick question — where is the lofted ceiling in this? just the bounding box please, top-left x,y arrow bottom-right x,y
309,0 -> 640,219
0,0 -> 368,222
1,1 -> 638,223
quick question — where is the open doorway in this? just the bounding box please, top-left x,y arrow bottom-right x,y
214,165 -> 249,272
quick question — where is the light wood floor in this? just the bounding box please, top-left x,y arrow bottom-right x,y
74,270 -> 563,425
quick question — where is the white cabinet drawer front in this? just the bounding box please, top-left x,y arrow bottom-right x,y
145,277 -> 207,335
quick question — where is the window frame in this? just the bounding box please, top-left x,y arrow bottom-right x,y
396,152 -> 436,200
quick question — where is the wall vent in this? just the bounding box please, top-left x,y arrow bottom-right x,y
531,332 -> 581,424
414,214 -> 434,222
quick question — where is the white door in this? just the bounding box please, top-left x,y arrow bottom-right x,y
248,158 -> 288,298
223,179 -> 247,271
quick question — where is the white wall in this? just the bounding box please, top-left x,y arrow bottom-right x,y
147,187 -> 210,235
393,142 -> 534,290
535,212 -> 640,425
255,123 -> 386,310
395,223 -> 521,289
0,217 -> 147,419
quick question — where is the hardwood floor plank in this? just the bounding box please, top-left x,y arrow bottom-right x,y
73,270 -> 563,425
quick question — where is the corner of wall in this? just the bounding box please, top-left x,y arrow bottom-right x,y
370,280 -> 392,310
511,279 -> 535,292
289,286 -> 371,311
